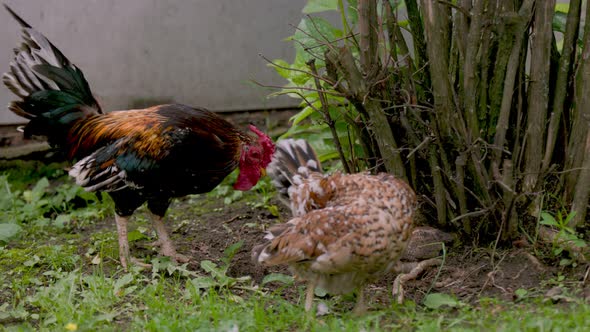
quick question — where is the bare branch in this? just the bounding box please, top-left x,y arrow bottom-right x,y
543,0 -> 582,173
307,59 -> 352,173
523,0 -> 556,192
437,0 -> 471,17
250,79 -> 345,97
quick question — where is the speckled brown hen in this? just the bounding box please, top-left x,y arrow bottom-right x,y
253,139 -> 417,313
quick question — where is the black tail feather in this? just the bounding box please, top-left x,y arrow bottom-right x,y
3,4 -> 32,28
267,139 -> 322,202
2,5 -> 102,144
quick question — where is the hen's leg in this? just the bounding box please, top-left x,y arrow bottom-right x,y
352,287 -> 368,315
114,214 -> 151,270
392,258 -> 442,303
304,279 -> 318,312
151,215 -> 190,263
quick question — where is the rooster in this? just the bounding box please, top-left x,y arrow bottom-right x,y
2,5 -> 275,270
252,139 -> 416,313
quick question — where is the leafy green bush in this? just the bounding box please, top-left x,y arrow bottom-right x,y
0,175 -> 109,243
266,0 -> 590,244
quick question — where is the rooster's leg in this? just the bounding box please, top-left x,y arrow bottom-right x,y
114,214 -> 131,270
151,215 -> 190,263
115,214 -> 150,270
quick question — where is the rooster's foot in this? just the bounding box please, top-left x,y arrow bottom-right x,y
160,244 -> 191,263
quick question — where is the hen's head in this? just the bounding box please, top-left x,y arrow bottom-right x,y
234,124 -> 275,191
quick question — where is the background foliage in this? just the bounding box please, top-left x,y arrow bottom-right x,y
268,0 -> 590,247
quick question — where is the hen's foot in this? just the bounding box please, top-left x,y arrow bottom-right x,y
392,258 -> 442,303
352,287 -> 368,316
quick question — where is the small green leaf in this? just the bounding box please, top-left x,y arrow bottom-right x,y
223,241 -> 244,263
515,288 -> 528,299
559,258 -> 573,266
190,276 -> 217,289
228,293 -> 245,303
423,293 -> 463,309
397,19 -> 409,28
151,257 -> 173,274
290,107 -> 317,126
314,287 -> 328,297
572,238 -> 587,248
24,255 -> 41,267
0,223 -> 22,242
302,0 -> 339,13
54,214 -> 70,228
540,212 -> 558,226
113,273 -> 135,296
318,151 -> 340,163
266,204 -> 280,217
31,178 -> 50,200
128,230 -> 149,242
201,260 -> 230,281
261,273 -> 295,286
269,59 -> 296,79
289,16 -> 343,61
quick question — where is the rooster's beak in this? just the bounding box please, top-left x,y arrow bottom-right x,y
260,168 -> 267,177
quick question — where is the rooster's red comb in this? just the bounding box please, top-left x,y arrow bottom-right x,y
249,124 -> 275,166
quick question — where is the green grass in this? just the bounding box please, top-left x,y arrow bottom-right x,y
2,163 -> 590,331
3,263 -> 590,331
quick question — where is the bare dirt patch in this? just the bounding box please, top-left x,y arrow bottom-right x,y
151,194 -> 588,309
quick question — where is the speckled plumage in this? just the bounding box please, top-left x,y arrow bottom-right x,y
254,139 -> 417,312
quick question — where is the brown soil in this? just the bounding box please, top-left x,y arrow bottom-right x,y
138,194 -> 589,309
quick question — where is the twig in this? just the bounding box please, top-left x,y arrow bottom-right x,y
224,215 -> 241,224
258,54 -> 335,86
406,135 -> 432,159
303,33 -> 360,51
437,0 -> 471,17
250,79 -> 345,97
307,59 -> 352,173
450,208 -> 490,224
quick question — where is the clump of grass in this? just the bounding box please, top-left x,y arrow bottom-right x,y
0,160 -> 66,191
0,174 -> 111,243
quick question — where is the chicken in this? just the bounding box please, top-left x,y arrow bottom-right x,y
2,5 -> 275,270
252,139 -> 416,313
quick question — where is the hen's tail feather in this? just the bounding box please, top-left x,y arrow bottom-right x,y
2,5 -> 101,144
267,139 -> 322,201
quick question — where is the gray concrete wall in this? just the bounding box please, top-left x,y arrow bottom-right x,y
0,0 -> 305,124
